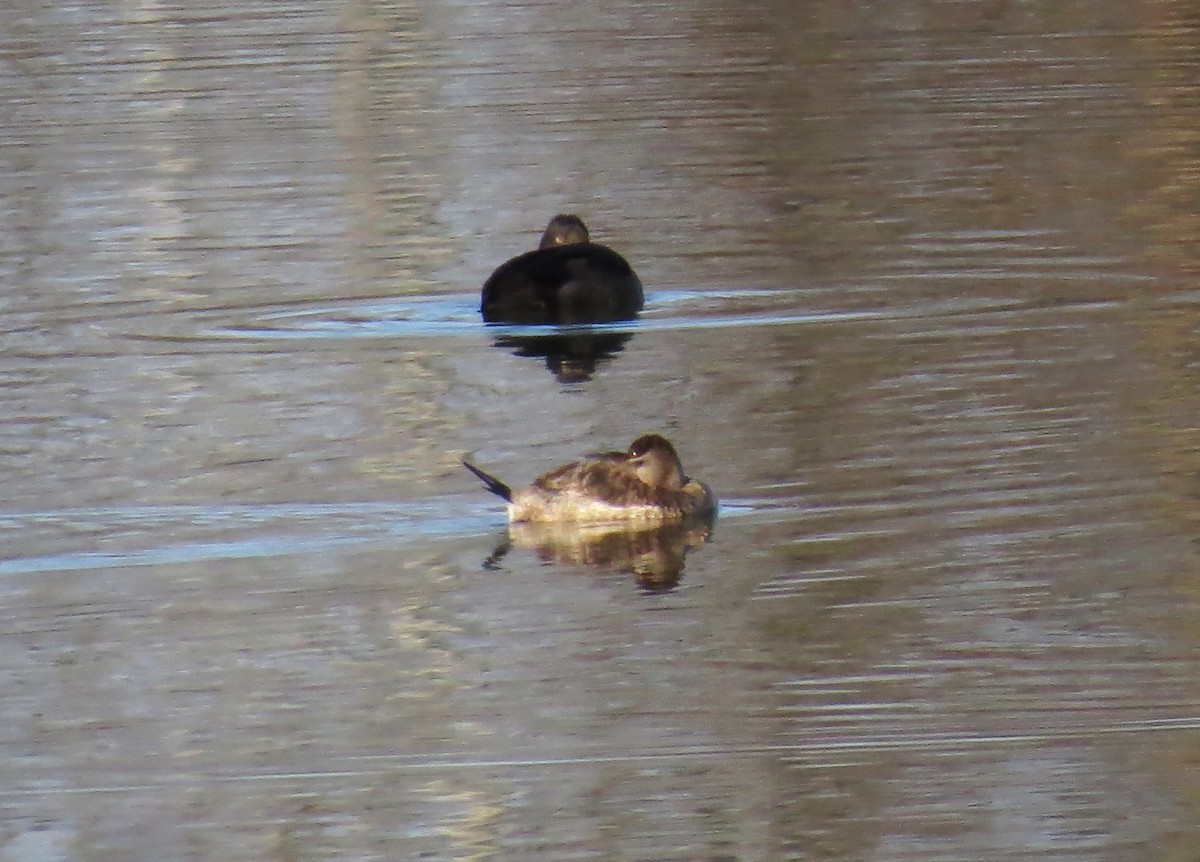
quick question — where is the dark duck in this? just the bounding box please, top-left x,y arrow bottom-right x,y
480,214 -> 645,324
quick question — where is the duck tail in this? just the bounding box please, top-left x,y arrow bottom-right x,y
463,460 -> 512,502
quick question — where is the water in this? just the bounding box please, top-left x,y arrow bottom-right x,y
2,0 -> 1200,859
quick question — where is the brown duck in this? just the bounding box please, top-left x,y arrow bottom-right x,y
464,434 -> 715,523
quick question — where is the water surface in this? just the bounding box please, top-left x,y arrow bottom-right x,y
2,0 -> 1200,859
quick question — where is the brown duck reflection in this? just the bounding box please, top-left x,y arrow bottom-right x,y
483,514 -> 716,593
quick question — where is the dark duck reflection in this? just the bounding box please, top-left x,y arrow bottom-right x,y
489,330 -> 634,384
481,215 -> 644,382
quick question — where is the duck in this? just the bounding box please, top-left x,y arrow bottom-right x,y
464,433 -> 715,523
480,214 -> 645,324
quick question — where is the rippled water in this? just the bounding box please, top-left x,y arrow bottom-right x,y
3,0 -> 1200,859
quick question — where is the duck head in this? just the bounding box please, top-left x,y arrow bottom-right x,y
539,214 -> 590,248
628,434 -> 687,490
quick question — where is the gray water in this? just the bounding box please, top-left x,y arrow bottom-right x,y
2,0 -> 1200,859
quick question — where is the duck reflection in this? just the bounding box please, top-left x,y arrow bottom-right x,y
483,514 -> 716,593
489,329 -> 634,383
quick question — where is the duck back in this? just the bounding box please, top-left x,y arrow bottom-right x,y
481,242 -> 644,324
